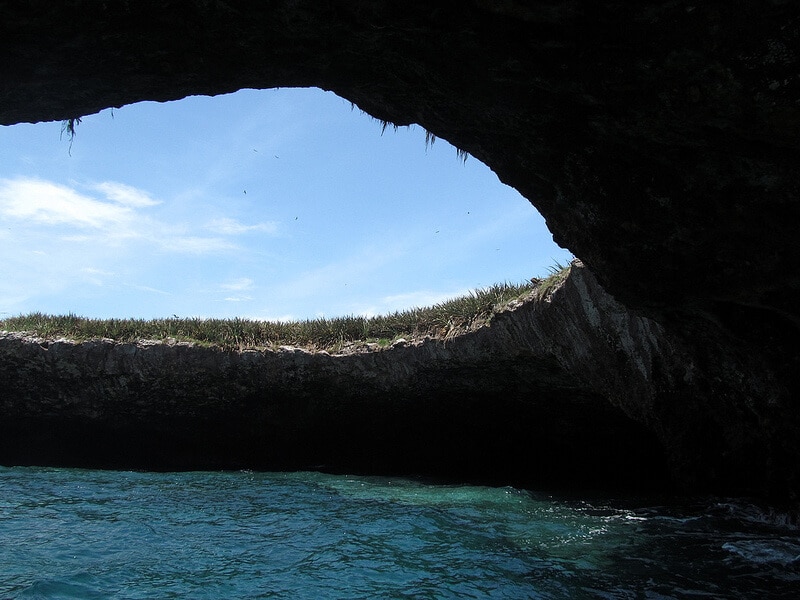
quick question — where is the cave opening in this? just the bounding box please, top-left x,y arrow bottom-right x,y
0,87 -> 572,322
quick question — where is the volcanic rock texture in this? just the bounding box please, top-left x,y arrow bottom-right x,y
1,1 -> 799,501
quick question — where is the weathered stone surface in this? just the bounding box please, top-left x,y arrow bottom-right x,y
1,263 -> 796,498
0,264 -> 668,489
1,2 -> 799,499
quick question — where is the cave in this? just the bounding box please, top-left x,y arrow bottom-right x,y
2,1 -> 799,502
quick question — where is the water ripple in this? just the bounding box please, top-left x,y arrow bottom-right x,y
0,467 -> 798,599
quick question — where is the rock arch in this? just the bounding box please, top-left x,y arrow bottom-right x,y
3,1 -> 798,319
2,1 -> 800,500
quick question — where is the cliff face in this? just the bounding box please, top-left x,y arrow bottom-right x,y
0,264 -> 664,489
1,2 -> 799,499
1,263 -> 796,497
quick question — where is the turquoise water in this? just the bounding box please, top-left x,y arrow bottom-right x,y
1,467 -> 798,599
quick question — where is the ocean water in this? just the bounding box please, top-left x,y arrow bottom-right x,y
0,467 -> 798,599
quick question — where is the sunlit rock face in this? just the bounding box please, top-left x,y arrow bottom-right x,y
1,2 -> 799,500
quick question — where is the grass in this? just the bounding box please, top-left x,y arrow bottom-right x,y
368,109 -> 469,163
0,265 -> 571,352
60,118 -> 81,140
60,117 -> 82,154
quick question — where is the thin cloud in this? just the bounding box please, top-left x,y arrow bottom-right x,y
123,283 -> 172,296
80,267 -> 115,287
207,217 -> 278,236
278,243 -> 408,301
220,278 -> 255,292
92,181 -> 161,207
159,236 -> 237,255
219,278 -> 255,303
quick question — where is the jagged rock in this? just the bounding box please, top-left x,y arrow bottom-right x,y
1,2 -> 799,500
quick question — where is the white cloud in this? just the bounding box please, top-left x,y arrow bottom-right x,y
0,177 -> 239,256
0,177 -> 259,315
92,181 -> 161,207
206,217 -> 278,236
220,278 -> 254,292
159,236 -> 237,255
0,177 -> 135,229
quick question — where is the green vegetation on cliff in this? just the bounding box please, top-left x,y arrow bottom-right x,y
0,266 -> 570,351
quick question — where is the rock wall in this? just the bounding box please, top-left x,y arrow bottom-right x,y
1,2 -> 799,500
0,264 -> 667,489
2,263 -> 796,498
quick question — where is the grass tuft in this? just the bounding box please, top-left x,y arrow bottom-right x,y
368,113 -> 469,161
0,265 -> 572,352
60,117 -> 82,154
60,117 -> 81,141
534,260 -> 572,300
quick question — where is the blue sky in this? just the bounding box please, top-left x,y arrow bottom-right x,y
0,88 -> 571,321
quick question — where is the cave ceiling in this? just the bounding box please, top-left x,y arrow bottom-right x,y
1,0 -> 799,324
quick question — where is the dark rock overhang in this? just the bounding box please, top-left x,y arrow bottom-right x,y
2,1 -> 800,500
2,1 -> 798,320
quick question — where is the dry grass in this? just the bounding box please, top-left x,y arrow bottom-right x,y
0,265 -> 571,351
